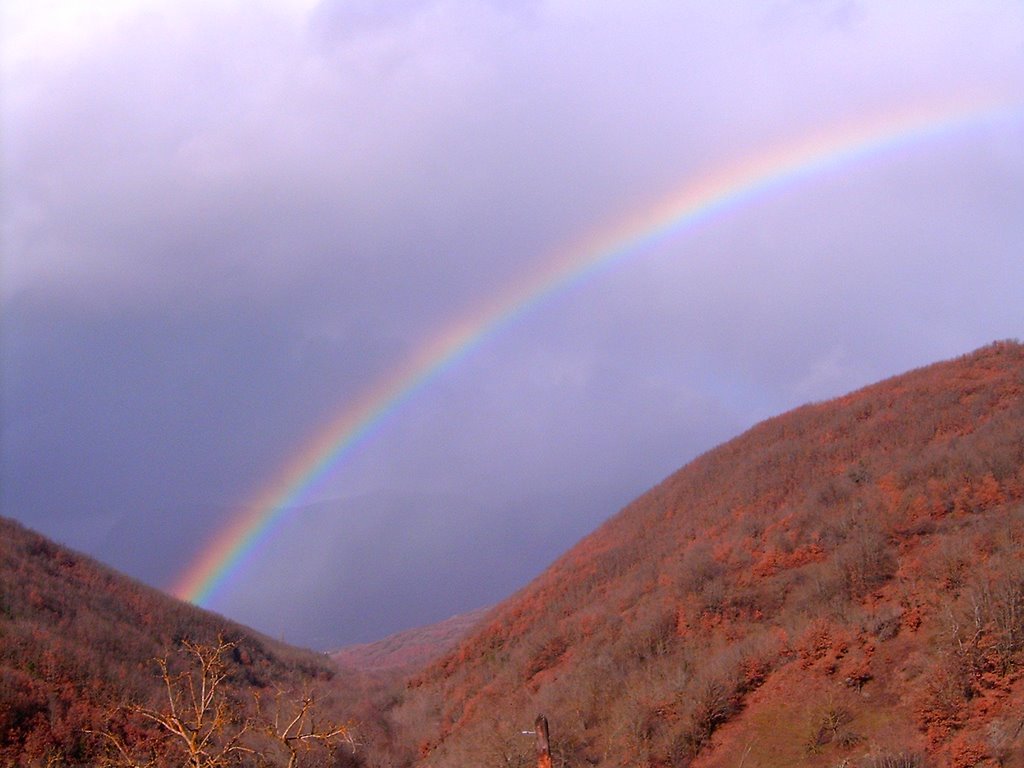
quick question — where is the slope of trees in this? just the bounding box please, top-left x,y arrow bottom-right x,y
381,341 -> 1024,768
0,517 -> 351,766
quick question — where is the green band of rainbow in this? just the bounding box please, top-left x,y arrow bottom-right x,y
172,92 -> 1023,607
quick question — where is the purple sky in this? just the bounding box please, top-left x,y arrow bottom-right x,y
2,0 -> 1023,650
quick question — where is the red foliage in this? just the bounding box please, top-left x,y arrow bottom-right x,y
388,342 -> 1024,767
946,736 -> 989,768
0,517 -> 342,766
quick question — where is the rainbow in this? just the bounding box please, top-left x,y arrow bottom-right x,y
172,92 -> 1022,607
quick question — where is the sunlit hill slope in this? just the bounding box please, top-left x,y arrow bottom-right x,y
380,341 -> 1024,768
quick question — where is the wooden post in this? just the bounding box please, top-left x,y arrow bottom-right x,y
535,714 -> 552,768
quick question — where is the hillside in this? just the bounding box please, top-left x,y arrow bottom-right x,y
381,341 -> 1024,768
0,516 -> 353,766
332,607 -> 489,676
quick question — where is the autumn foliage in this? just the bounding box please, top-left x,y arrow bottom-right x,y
379,341 -> 1024,767
0,518 -> 349,766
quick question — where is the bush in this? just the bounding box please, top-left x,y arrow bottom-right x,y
834,526 -> 897,599
863,751 -> 926,768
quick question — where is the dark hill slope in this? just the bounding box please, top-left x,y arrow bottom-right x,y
390,342 -> 1024,768
0,516 -> 344,766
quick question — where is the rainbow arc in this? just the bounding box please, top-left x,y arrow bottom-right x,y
172,93 -> 1023,607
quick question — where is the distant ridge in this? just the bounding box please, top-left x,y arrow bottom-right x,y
332,607 -> 490,675
379,341 -> 1024,768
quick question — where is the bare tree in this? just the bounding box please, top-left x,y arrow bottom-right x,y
90,636 -> 251,768
92,636 -> 352,768
253,687 -> 355,768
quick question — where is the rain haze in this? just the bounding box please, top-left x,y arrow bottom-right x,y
2,0 -> 1023,650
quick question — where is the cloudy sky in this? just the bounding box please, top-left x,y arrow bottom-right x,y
2,0 -> 1023,650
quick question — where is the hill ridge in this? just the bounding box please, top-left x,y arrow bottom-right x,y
383,340 -> 1024,768
331,606 -> 490,675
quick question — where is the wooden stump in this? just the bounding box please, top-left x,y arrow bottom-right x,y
535,714 -> 552,768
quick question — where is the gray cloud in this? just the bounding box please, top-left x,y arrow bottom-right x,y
2,0 -> 1023,648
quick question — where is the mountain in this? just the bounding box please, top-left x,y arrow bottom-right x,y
332,607 -> 489,676
0,516 -> 352,766
380,341 -> 1024,768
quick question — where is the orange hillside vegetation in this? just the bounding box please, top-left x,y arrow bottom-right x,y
0,517 -> 351,766
380,341 -> 1024,768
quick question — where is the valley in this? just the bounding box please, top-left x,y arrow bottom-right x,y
3,342 -> 1024,767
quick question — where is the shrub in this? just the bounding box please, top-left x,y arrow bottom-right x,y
834,526 -> 897,599
862,751 -> 926,768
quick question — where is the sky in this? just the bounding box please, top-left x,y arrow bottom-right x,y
2,0 -> 1023,650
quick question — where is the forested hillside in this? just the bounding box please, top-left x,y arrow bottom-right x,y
0,517 -> 353,766
380,341 -> 1024,768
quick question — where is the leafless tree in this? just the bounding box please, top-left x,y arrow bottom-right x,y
92,636 -> 352,768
